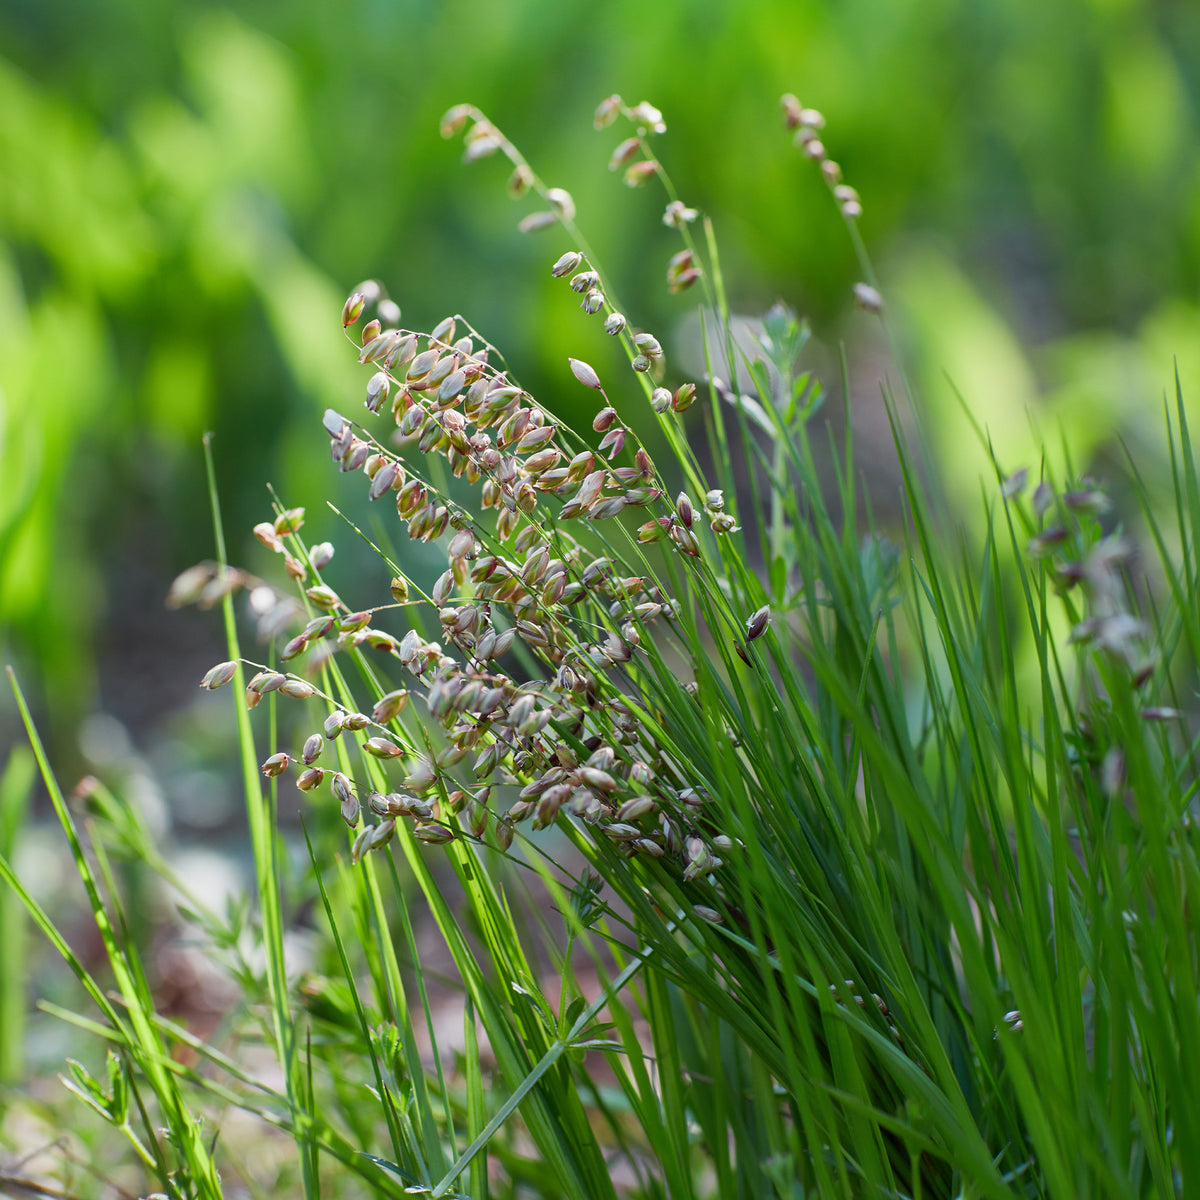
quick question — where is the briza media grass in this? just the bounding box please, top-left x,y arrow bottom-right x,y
4,92 -> 1200,1199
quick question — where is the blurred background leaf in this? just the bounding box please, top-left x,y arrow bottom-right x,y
1,0 -> 1197,764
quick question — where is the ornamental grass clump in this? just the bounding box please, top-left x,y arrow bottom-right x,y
6,92 -> 1200,1200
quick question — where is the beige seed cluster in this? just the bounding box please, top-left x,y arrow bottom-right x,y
178,96 -> 780,899
183,309 -> 748,885
780,94 -> 881,315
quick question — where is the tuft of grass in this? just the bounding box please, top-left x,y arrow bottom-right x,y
5,91 -> 1200,1200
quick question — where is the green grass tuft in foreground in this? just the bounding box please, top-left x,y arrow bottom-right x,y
5,93 -> 1200,1200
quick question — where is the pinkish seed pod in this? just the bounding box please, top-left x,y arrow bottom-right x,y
364,737 -> 404,759
323,711 -> 345,739
651,387 -> 671,413
608,136 -> 641,171
1141,706 -> 1183,722
261,752 -> 290,777
581,288 -> 605,315
367,791 -> 396,817
369,461 -> 400,500
495,818 -> 515,851
616,796 -> 655,821
592,406 -> 618,432
340,610 -> 371,634
663,200 -> 699,227
200,661 -> 239,690
274,507 -> 306,535
351,824 -> 373,864
369,818 -> 396,851
631,355 -> 651,373
666,249 -> 698,293
746,605 -> 771,641
415,822 -> 455,845
569,357 -> 603,389
430,315 -> 457,343
623,160 -> 658,187
323,407 -> 347,438
547,188 -> 575,220
281,634 -> 308,661
372,689 -> 409,723
567,450 -> 595,480
604,312 -> 627,336
405,758 -> 437,792
166,563 -> 216,609
307,584 -> 340,609
342,712 -> 371,730
602,822 -> 640,842
279,679 -> 316,699
1002,469 -> 1028,499
361,318 -> 382,346
672,383 -> 697,412
1033,482 -> 1055,517
599,427 -> 626,458
465,799 -> 488,838
343,440 -> 371,471
589,496 -> 627,520
508,164 -> 534,197
630,100 -> 665,132
523,448 -> 560,475
342,291 -> 366,327
440,103 -> 472,138
366,372 -> 390,413
594,94 -> 621,129
551,251 -> 583,277
249,671 -> 287,694
302,734 -> 323,765
518,423 -> 557,452
674,525 -> 701,556
1064,489 -> 1110,515
253,522 -> 283,551
448,528 -> 475,559
853,283 -> 884,314
624,484 -> 662,504
677,493 -> 694,529
310,542 -> 335,569
297,767 -> 324,791
518,210 -> 557,233
438,367 -> 467,403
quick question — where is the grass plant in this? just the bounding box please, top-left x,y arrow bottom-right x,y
4,93 -> 1199,1199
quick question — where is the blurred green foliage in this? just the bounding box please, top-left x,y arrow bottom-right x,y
1,0 -> 1198,747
